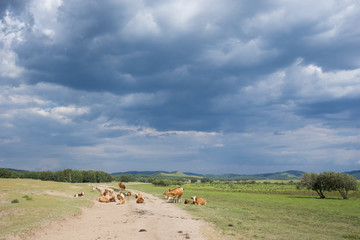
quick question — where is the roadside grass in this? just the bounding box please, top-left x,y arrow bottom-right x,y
128,183 -> 360,240
0,178 -> 101,238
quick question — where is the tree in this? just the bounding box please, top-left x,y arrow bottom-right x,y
334,173 -> 358,199
95,171 -> 112,183
71,170 -> 83,183
299,172 -> 327,198
299,172 -> 359,199
201,177 -> 210,183
83,170 -> 97,183
119,174 -> 135,182
0,168 -> 13,178
152,179 -> 171,186
40,171 -> 55,181
190,178 -> 198,183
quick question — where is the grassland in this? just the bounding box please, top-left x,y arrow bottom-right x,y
1,178 -> 359,240
0,178 -> 101,238
128,182 -> 360,240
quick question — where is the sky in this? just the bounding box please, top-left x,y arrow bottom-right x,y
0,0 -> 360,174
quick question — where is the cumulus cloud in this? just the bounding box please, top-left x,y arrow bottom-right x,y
200,38 -> 279,67
242,59 -> 360,103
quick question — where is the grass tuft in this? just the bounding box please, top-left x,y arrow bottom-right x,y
11,199 -> 19,203
22,195 -> 33,201
342,233 -> 360,239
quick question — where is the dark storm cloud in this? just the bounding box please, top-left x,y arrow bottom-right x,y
1,0 -> 360,173
4,0 -> 358,131
297,98 -> 360,128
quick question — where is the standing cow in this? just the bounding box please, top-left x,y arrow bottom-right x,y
163,187 -> 184,203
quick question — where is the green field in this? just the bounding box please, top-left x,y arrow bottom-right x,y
128,182 -> 360,240
0,178 -> 101,238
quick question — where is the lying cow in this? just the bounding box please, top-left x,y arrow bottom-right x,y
98,194 -> 110,203
109,195 -> 116,202
135,193 -> 145,203
136,197 -> 145,204
126,192 -> 132,196
99,188 -> 116,203
163,187 -> 184,203
184,199 -> 191,204
118,182 -> 126,190
103,189 -> 114,196
117,193 -> 125,204
135,193 -> 143,199
192,196 -> 206,205
74,192 -> 84,197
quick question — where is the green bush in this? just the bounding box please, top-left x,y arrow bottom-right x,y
151,179 -> 183,186
11,199 -> 19,203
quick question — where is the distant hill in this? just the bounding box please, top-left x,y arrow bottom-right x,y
183,172 -> 204,176
111,171 -> 168,175
154,171 -> 203,179
205,170 -> 306,180
111,170 -> 305,180
206,170 -> 360,180
3,168 -> 359,180
113,170 -> 311,180
0,168 -> 28,172
111,170 -> 203,180
344,170 -> 360,180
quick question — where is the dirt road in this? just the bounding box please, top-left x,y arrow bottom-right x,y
10,190 -> 217,240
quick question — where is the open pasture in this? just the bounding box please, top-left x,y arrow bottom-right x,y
187,181 -> 360,198
0,178 -> 102,238
128,182 -> 360,240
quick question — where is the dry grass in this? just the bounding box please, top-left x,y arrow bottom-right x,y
0,178 -> 102,238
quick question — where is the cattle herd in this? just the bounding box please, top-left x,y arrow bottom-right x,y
74,183 -> 206,206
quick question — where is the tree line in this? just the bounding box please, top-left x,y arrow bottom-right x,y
0,168 -> 112,183
297,172 -> 358,199
0,169 -> 193,184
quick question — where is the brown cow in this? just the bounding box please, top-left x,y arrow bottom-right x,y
74,192 -> 84,197
109,195 -> 116,202
118,182 -> 126,190
98,194 -> 110,203
135,193 -> 143,199
134,193 -> 145,203
100,189 -> 116,203
192,196 -> 206,205
103,189 -> 114,196
126,192 -> 132,196
117,193 -> 125,204
163,187 -> 184,203
184,199 -> 191,204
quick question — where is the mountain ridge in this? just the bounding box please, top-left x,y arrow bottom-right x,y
2,168 -> 360,180
111,169 -> 360,180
